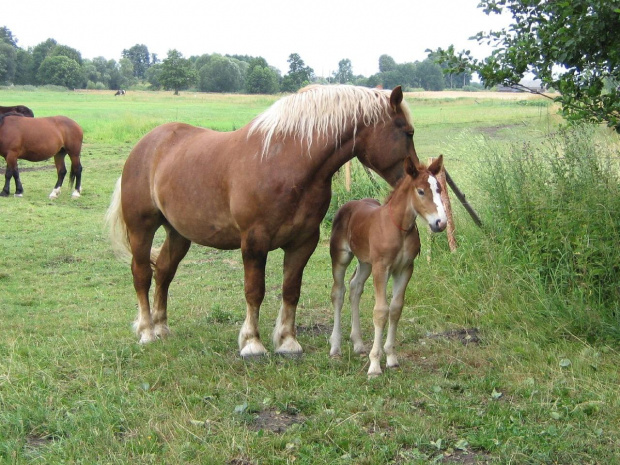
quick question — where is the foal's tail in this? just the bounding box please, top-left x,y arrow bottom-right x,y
105,177 -> 132,261
105,177 -> 161,266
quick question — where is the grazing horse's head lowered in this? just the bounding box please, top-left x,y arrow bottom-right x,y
106,85 -> 421,358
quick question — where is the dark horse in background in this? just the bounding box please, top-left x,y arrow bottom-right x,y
114,90 -> 126,96
0,113 -> 83,198
107,85 -> 420,357
0,105 -> 34,117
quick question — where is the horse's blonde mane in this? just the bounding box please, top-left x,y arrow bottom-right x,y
248,85 -> 411,158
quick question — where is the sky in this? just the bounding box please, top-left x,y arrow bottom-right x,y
4,0 -> 511,78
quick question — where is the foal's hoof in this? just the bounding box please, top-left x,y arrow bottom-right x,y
14,193 -> 23,198
71,190 -> 81,198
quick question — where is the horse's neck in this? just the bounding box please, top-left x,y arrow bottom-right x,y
387,182 -> 418,232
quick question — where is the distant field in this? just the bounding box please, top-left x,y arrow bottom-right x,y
1,88 -> 617,464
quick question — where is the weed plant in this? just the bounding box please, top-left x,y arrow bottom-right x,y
474,125 -> 620,340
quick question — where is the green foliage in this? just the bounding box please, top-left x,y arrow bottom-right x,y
432,0 -> 620,131
281,53 -> 314,92
333,58 -> 354,84
0,42 -> 16,84
245,61 -> 280,94
198,55 -> 243,93
159,49 -> 197,95
122,44 -> 151,79
36,55 -> 83,89
477,125 -> 620,335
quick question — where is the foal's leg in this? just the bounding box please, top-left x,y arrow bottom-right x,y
329,245 -> 353,357
49,152 -> 67,199
349,262 -> 372,354
239,230 -> 269,357
273,231 -> 320,355
369,264 -> 391,377
151,227 -> 191,339
384,265 -> 413,369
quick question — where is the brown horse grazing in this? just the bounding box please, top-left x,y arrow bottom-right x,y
106,85 -> 420,356
0,114 -> 83,198
329,156 -> 447,377
0,105 -> 34,117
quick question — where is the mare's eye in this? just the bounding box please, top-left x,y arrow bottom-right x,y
417,189 -> 424,196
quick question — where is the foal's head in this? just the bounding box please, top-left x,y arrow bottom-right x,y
403,155 -> 448,233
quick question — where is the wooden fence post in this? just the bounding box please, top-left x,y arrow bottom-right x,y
431,157 -> 457,252
344,161 -> 351,191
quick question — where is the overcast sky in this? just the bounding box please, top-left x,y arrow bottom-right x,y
4,0 -> 510,78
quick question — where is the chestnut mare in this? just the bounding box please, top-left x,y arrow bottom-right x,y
106,85 -> 420,357
0,114 -> 83,198
0,105 -> 34,117
329,156 -> 447,377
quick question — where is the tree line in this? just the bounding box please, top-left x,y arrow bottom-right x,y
0,26 -> 472,94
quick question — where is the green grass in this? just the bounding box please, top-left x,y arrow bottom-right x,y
1,88 -> 619,464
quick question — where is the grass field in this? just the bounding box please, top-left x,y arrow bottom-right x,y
1,87 -> 619,464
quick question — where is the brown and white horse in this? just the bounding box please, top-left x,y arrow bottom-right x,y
329,156 -> 447,377
0,114 -> 83,198
106,85 -> 420,357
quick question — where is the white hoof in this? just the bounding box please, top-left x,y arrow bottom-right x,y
139,330 -> 158,344
153,324 -> 170,339
240,339 -> 268,358
71,190 -> 81,198
14,193 -> 23,198
275,337 -> 303,355
49,188 -> 60,199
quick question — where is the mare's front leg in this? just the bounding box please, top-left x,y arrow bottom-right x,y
151,227 -> 191,339
239,231 -> 269,357
369,264 -> 391,377
384,265 -> 413,369
49,153 -> 67,199
273,231 -> 320,355
1,154 -> 20,197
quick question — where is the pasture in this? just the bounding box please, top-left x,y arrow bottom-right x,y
1,88 -> 619,464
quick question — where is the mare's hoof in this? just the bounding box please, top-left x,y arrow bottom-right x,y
240,340 -> 268,358
14,193 -> 23,198
0,192 -> 9,197
71,190 -> 81,198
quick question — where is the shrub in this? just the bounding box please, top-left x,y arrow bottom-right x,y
477,125 -> 620,338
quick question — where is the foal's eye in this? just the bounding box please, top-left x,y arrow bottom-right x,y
417,189 -> 425,196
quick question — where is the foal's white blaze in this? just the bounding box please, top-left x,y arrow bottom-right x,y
427,175 -> 447,232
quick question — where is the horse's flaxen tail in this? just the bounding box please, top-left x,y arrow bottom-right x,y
105,177 -> 161,267
105,177 -> 132,261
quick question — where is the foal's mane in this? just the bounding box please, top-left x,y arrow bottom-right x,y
248,85 -> 411,158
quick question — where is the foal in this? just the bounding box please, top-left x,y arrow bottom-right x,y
329,155 -> 447,377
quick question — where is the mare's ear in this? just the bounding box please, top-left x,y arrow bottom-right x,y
390,86 -> 403,109
404,156 -> 419,177
428,155 -> 444,176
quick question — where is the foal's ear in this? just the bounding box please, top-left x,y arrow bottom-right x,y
428,155 -> 444,176
404,156 -> 419,177
390,86 -> 403,109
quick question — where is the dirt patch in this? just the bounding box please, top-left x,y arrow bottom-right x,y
247,407 -> 305,433
0,165 -> 55,174
296,322 -> 331,336
426,328 -> 481,345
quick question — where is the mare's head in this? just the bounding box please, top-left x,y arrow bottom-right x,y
355,86 -> 419,186
402,155 -> 448,232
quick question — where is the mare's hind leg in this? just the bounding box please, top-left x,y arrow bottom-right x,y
151,227 -> 191,339
128,220 -> 160,344
329,240 -> 353,357
384,265 -> 413,369
273,231 -> 320,355
49,152 -> 67,199
68,154 -> 83,198
349,262 -> 372,355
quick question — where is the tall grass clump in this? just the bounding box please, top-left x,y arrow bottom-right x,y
478,125 -> 620,340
